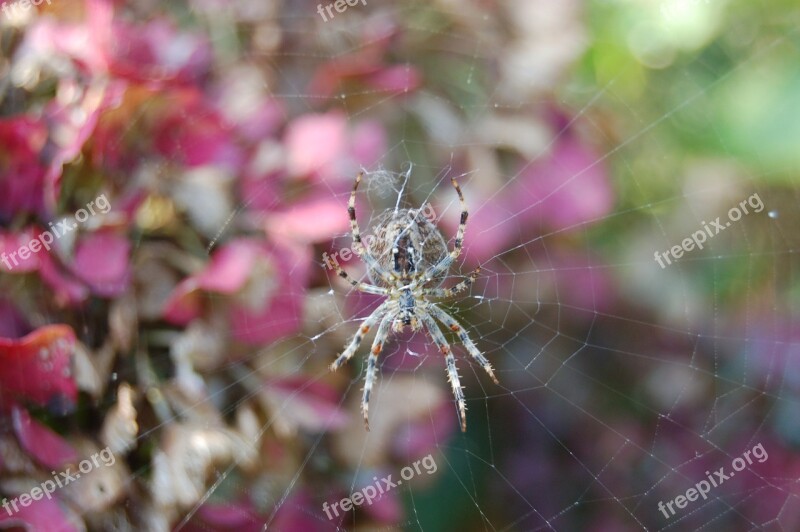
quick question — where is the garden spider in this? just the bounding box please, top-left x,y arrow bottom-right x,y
329,172 -> 499,432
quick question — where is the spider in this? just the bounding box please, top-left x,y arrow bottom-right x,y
329,172 -> 499,432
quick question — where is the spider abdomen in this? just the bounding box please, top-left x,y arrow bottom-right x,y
364,208 -> 448,287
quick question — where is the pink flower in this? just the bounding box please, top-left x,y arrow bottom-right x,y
284,112 -> 387,183
513,133 -> 614,232
0,91 -> 112,219
46,230 -> 131,304
0,117 -> 49,220
264,196 -> 350,245
22,0 -> 112,75
25,0 -> 211,85
163,238 -> 310,346
67,230 -> 132,297
107,19 -> 212,85
152,90 -> 246,172
285,112 -> 348,178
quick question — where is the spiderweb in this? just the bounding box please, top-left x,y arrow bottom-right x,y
30,0 -> 799,530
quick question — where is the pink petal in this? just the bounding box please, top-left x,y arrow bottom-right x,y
162,239 -> 262,325
23,0 -> 112,74
363,487 -> 404,523
161,278 -> 203,325
350,121 -> 387,170
272,490 -> 337,531
11,405 -> 78,469
108,19 -> 213,84
38,253 -> 91,306
69,231 -> 131,297
229,291 -> 305,346
0,117 -> 48,220
264,198 -> 350,244
231,99 -> 286,143
263,377 -> 349,432
152,94 -> 245,171
513,135 -> 613,231
0,495 -> 78,532
163,239 -> 310,344
0,325 -> 78,414
196,240 -> 261,293
365,64 -> 422,94
285,112 -> 347,178
0,228 -> 45,273
192,501 -> 262,531
239,170 -> 283,214
229,240 -> 310,346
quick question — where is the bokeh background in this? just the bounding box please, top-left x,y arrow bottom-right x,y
1,0 -> 799,530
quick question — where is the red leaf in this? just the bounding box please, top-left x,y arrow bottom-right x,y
0,325 -> 78,414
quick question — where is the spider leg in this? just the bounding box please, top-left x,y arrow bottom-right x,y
425,267 -> 481,298
330,301 -> 390,371
332,262 -> 388,296
418,311 -> 468,432
419,177 -> 469,282
348,171 -> 396,284
427,304 -> 499,385
362,310 -> 394,431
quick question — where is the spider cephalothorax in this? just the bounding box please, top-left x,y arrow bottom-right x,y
329,172 -> 499,432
